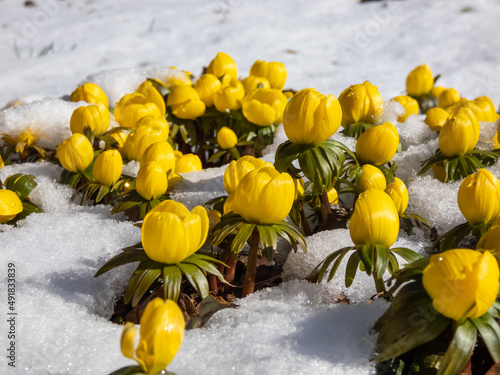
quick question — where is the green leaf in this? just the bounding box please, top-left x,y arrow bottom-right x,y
257,225 -> 278,251
373,245 -> 390,280
94,249 -> 150,277
307,248 -> 345,283
208,150 -> 227,163
110,199 -> 142,215
107,365 -> 146,375
5,174 -> 37,199
356,244 -> 374,276
345,252 -> 360,287
437,320 -> 476,375
182,256 -> 226,283
274,141 -> 310,172
186,295 -> 237,330
176,262 -> 210,298
390,247 -> 422,264
95,185 -> 110,202
471,313 -> 500,362
438,222 -> 472,252
327,249 -> 351,282
163,265 -> 182,302
132,268 -> 162,307
124,260 -> 153,304
230,223 -> 255,254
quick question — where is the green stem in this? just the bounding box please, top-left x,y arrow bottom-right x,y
373,274 -> 387,296
241,229 -> 260,298
319,191 -> 332,224
299,203 -> 312,236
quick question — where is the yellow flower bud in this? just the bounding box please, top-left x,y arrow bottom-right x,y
474,96 -> 499,122
206,52 -> 238,82
136,161 -> 168,200
422,249 -> 499,322
438,88 -> 461,108
194,74 -> 222,107
356,122 -> 399,166
120,298 -> 185,374
283,88 -> 342,146
123,123 -> 168,162
140,141 -> 176,174
207,209 -> 221,229
0,189 -> 23,224
241,76 -> 270,94
174,153 -> 202,174
242,88 -> 288,126
167,85 -> 206,120
338,81 -> 383,128
70,82 -> 109,108
223,155 -> 272,194
384,177 -> 408,215
249,60 -> 287,90
349,188 -> 399,247
104,128 -> 128,153
70,105 -> 109,136
234,166 -> 295,224
216,127 -> 238,149
293,177 -> 305,200
457,169 -> 500,225
136,80 -> 166,116
476,223 -> 500,261
405,64 -> 434,97
391,95 -> 419,122
449,98 -> 486,122
213,78 -> 245,112
326,186 -> 339,204
223,192 -> 239,215
424,107 -> 448,132
438,107 -> 479,157
431,86 -> 446,99
166,67 -> 193,88
357,164 -> 387,191
142,200 -> 208,264
56,133 -> 94,173
114,93 -> 165,128
93,149 -> 122,187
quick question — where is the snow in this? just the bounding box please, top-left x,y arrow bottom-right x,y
1,0 -> 500,374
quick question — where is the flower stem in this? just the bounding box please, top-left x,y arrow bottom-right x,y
299,203 -> 312,236
320,191 -> 332,224
241,229 -> 260,298
373,274 -> 386,296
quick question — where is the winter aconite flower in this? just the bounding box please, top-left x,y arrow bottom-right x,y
438,87 -> 461,108
406,64 -> 434,97
194,74 -> 222,107
422,249 -> 499,322
174,153 -> 202,174
121,298 -> 184,374
424,107 -> 448,132
349,188 -> 399,247
241,88 -> 288,126
474,96 -> 499,122
136,80 -> 166,116
249,60 -> 287,90
384,177 -> 409,215
0,189 -> 23,224
457,169 -> 500,225
70,105 -> 109,137
136,161 -> 168,201
140,141 -> 176,174
338,81 -> 383,128
114,93 -> 165,128
391,95 -> 419,122
216,127 -> 238,149
56,133 -> 94,173
214,78 -> 245,112
70,82 -> 109,108
206,52 -> 238,83
241,75 -> 270,94
123,123 -> 168,162
355,122 -> 399,166
282,88 -> 342,146
141,200 -> 208,264
438,107 -> 479,157
476,222 -> 500,258
93,149 -> 122,187
223,155 -> 272,194
357,164 -> 387,191
167,85 -> 206,120
233,166 -> 294,224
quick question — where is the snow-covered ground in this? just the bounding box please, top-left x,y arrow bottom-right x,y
1,0 -> 500,374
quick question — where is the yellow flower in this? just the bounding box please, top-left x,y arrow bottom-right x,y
249,60 -> 287,90
349,188 -> 399,247
70,105 -> 109,136
422,249 -> 499,322
338,81 -> 383,128
405,64 -> 434,97
391,95 -> 419,122
326,186 -> 339,204
223,155 -> 272,194
136,80 -> 166,116
438,107 -> 479,157
174,153 -> 202,174
213,78 -> 245,112
293,177 -> 305,200
241,88 -> 288,126
123,123 -> 168,162
136,161 -> 168,200
385,177 -> 409,215
357,164 -> 387,191
457,169 -> 500,225
15,129 -> 36,153
135,114 -> 169,136
283,88 -> 342,146
424,107 -> 448,132
474,96 -> 499,122
356,122 -> 399,166
0,189 -> 23,224
93,149 -> 122,187
121,298 -> 184,374
0,155 -> 4,169
104,128 -> 128,153
166,85 -> 206,120
241,76 -> 270,94
208,209 -> 221,229
449,98 -> 487,122
56,133 -> 94,173
431,86 -> 446,99
142,200 -> 208,264
194,74 -> 222,107
438,88 -> 461,108
114,93 -> 165,128
223,192 -> 239,215
206,52 -> 238,83
140,141 -> 176,174
166,67 -> 193,88
476,223 -> 500,261
217,127 -> 238,149
70,82 -> 109,108
233,166 -> 294,224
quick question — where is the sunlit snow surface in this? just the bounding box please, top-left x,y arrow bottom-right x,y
1,0 -> 500,374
